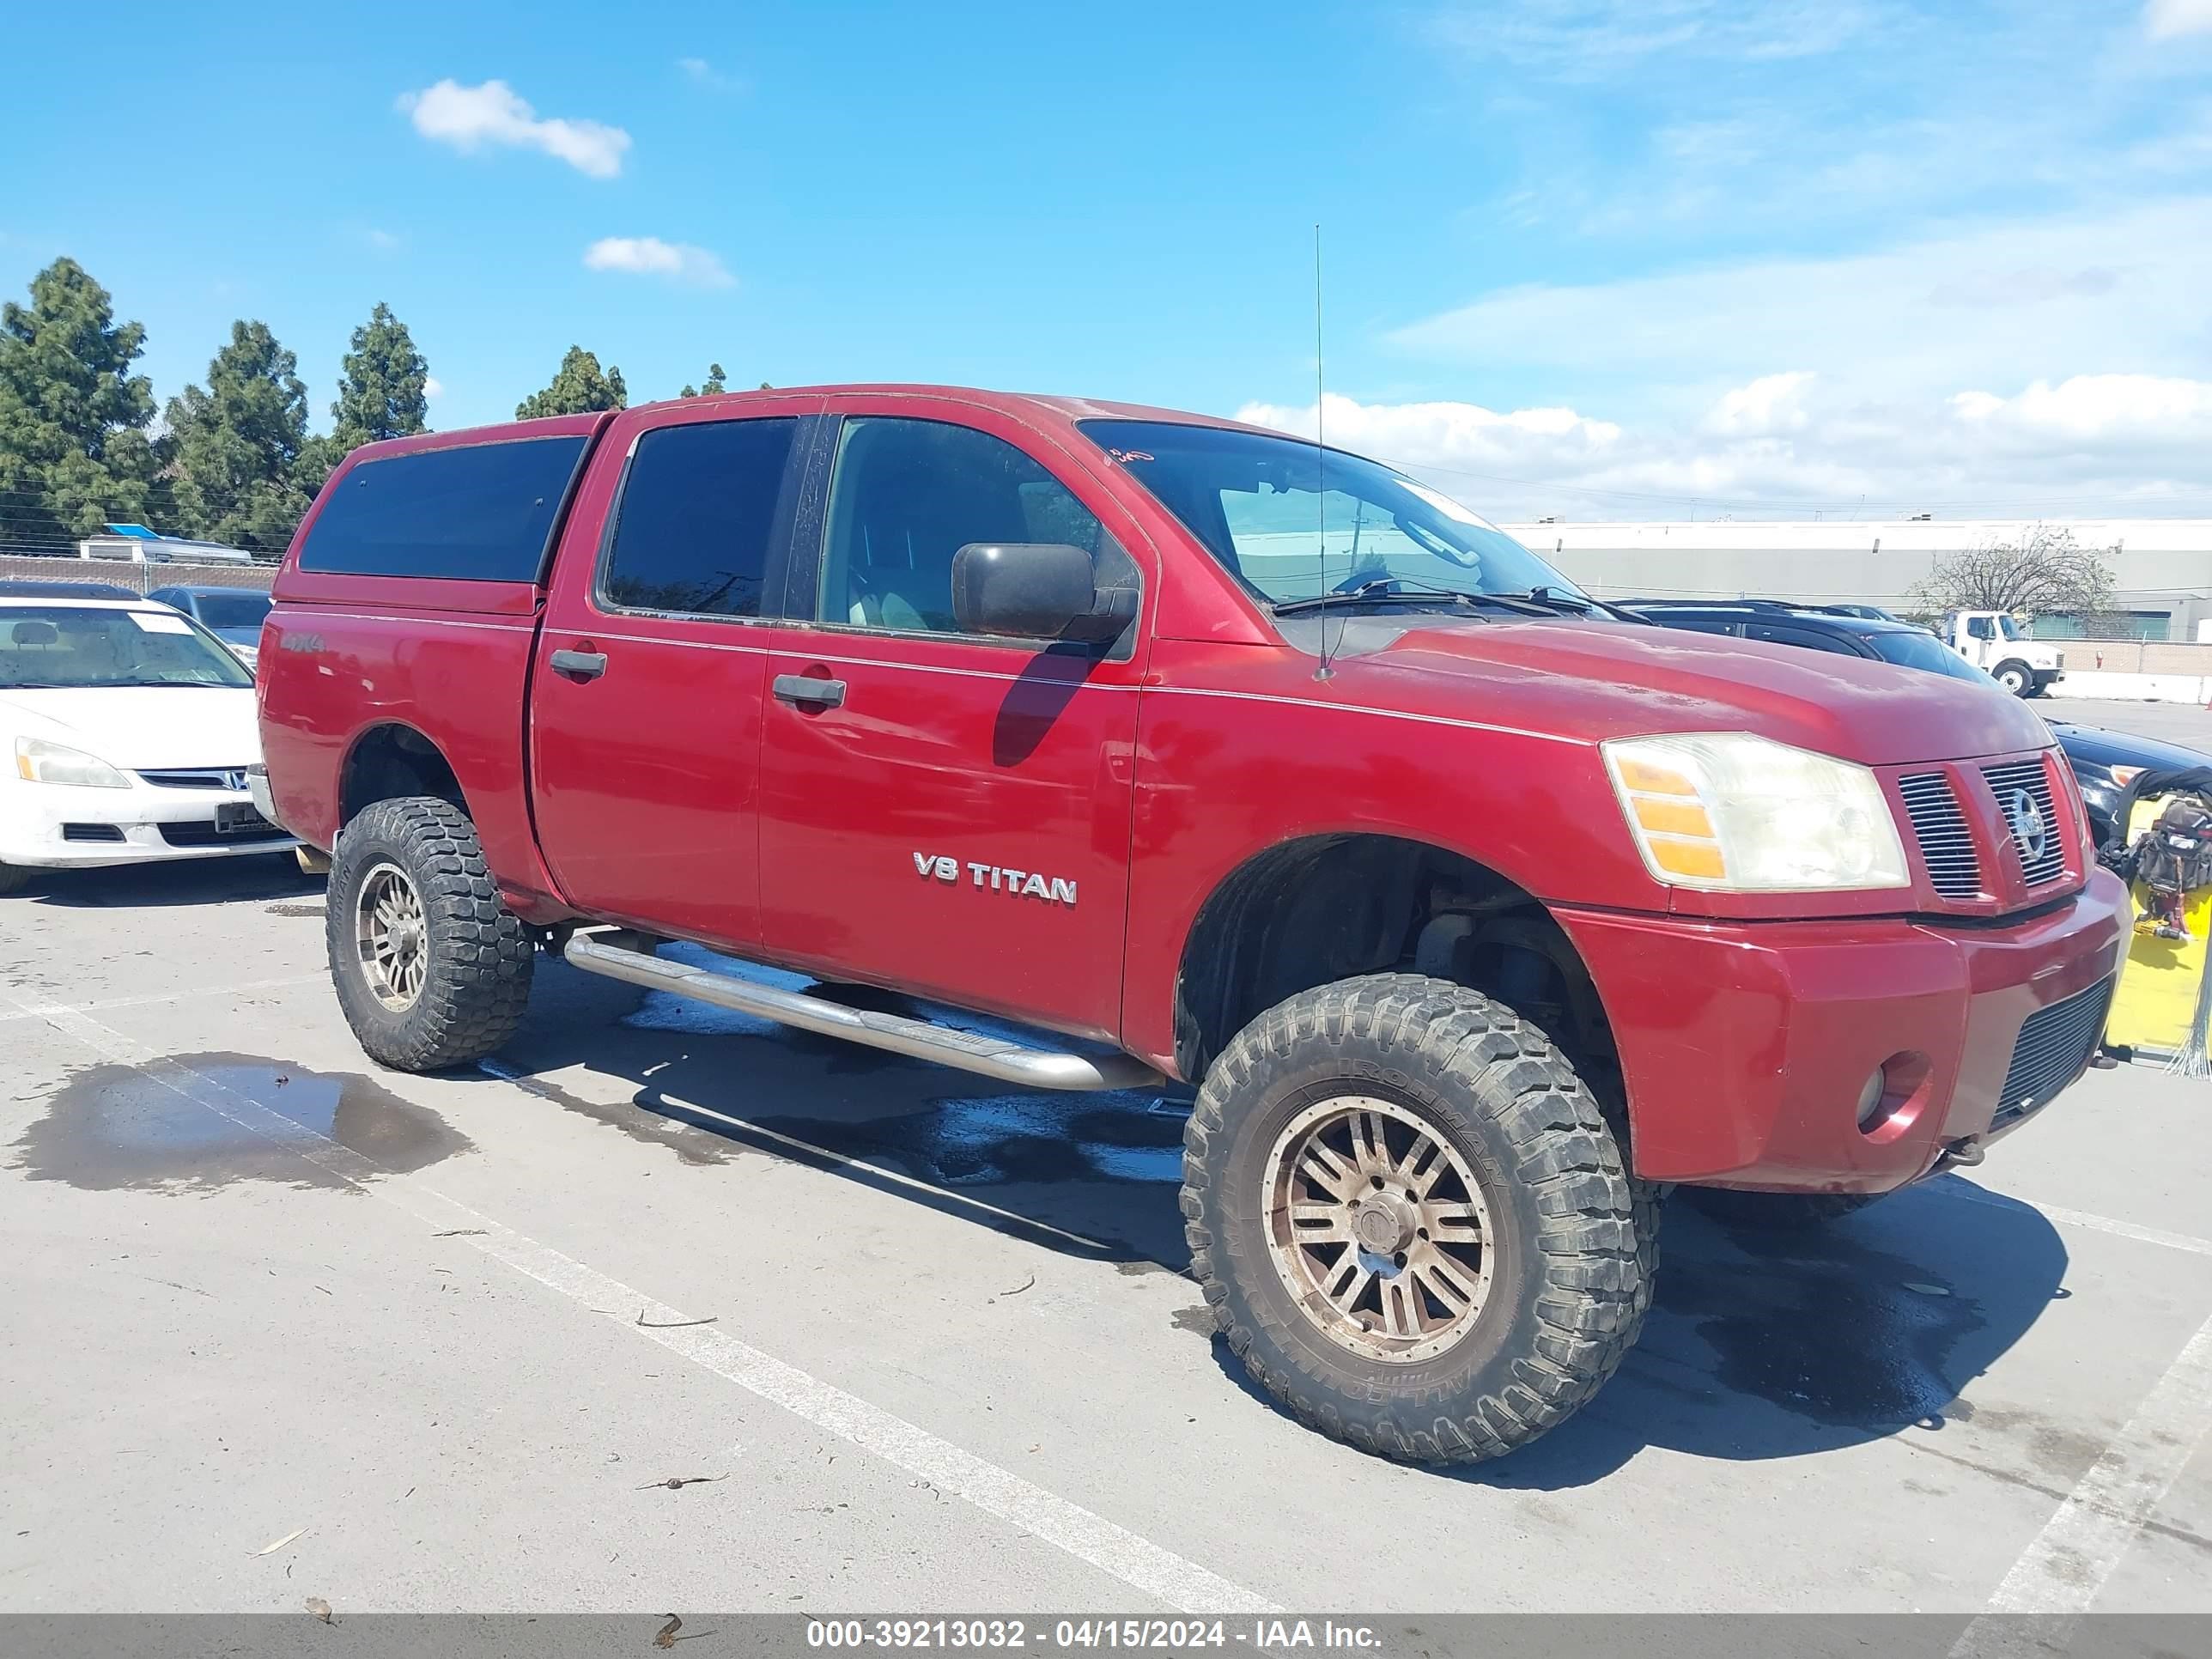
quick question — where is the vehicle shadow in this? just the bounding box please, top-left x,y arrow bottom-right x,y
487,956 -> 2069,1486
15,853 -> 319,909
1461,1181 -> 2069,1488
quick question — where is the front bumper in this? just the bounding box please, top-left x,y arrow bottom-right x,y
0,775 -> 299,870
1559,869 -> 2129,1193
2033,667 -> 2064,693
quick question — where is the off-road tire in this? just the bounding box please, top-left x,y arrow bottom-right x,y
0,862 -> 31,896
1681,1188 -> 1886,1229
327,796 -> 533,1072
1182,973 -> 1654,1465
1993,659 -> 2033,697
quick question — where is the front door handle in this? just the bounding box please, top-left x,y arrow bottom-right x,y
773,673 -> 847,709
550,648 -> 608,680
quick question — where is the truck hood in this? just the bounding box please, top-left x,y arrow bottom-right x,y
0,686 -> 265,769
1350,619 -> 2051,767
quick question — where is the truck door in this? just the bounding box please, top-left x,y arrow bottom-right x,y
1959,613 -> 1996,666
530,402 -> 822,949
756,408 -> 1147,1040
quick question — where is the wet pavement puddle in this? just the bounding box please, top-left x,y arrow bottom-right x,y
9,1053 -> 471,1193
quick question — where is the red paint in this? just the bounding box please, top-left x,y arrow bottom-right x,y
263,385 -> 2127,1192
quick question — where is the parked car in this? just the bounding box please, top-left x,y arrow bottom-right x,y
0,590 -> 296,893
0,579 -> 142,601
257,389 -> 2125,1468
2047,720 -> 2212,848
1808,603 -> 1903,623
1627,599 -> 2209,847
147,585 -> 274,668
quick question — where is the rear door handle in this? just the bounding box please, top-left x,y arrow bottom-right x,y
773,673 -> 847,709
550,648 -> 608,680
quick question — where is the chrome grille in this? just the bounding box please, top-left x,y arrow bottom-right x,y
1995,975 -> 2114,1126
1982,757 -> 2066,886
1898,772 -> 1980,898
137,767 -> 252,792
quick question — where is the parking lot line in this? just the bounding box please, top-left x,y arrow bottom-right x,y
1940,1178 -> 2212,1258
0,973 -> 325,1024
0,983 -> 1279,1618
1952,1309 -> 2212,1654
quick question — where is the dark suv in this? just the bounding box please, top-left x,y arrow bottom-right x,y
1629,599 -> 2207,845
1623,599 -> 1980,679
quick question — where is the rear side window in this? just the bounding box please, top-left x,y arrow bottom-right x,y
601,418 -> 799,617
299,435 -> 588,581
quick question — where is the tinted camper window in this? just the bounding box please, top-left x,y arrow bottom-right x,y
299,436 -> 589,581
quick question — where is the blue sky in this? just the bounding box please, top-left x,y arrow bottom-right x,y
9,1 -> 2212,519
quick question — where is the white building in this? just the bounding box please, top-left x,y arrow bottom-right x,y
1501,519 -> 2212,641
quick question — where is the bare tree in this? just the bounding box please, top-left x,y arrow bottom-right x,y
1909,525 -> 2118,623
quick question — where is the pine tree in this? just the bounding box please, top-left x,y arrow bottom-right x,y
165,321 -> 314,556
680,362 -> 727,398
516,346 -> 627,418
331,302 -> 429,450
0,258 -> 161,546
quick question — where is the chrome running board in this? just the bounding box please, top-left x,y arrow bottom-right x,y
560,931 -> 1163,1092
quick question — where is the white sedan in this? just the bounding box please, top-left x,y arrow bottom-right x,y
0,586 -> 297,893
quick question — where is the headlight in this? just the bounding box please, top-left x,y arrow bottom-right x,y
14,736 -> 132,789
2107,764 -> 2146,791
1602,732 -> 1909,892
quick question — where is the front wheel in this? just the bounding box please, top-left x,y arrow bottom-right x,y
1993,659 -> 2033,696
327,796 -> 534,1071
1182,974 -> 1654,1465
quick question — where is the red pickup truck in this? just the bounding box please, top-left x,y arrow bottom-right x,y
256,386 -> 2127,1465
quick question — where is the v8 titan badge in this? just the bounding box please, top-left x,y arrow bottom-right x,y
913,852 -> 1077,907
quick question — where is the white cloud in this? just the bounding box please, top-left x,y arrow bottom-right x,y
677,56 -> 737,90
1949,374 -> 2212,439
582,236 -> 734,289
2146,0 -> 2212,40
1235,393 -> 1620,477
1233,378 -> 2212,521
422,376 -> 445,400
1702,371 -> 1814,437
364,228 -> 400,251
398,79 -> 630,179
1390,198 -> 2212,411
1437,0 -> 1888,75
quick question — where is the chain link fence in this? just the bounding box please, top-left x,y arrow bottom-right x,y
0,552 -> 276,594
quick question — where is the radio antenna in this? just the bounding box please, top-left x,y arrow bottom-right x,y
1314,222 -> 1334,680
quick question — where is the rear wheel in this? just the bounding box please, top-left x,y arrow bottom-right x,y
327,796 -> 533,1071
1993,659 -> 2033,696
0,862 -> 30,896
1182,973 -> 1653,1465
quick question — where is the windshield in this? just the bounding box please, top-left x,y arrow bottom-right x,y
0,605 -> 253,690
1080,419 -> 1583,607
1867,629 -> 1996,684
1997,614 -> 2027,640
186,592 -> 272,630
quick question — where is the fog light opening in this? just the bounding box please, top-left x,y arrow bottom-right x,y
1855,1069 -> 1887,1129
1856,1052 -> 1932,1139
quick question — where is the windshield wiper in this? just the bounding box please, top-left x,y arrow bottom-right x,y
1273,580 -> 1554,617
1488,586 -> 1645,623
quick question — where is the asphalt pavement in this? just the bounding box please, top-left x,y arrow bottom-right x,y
1,702 -> 2209,1619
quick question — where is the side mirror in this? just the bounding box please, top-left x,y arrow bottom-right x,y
951,543 -> 1131,642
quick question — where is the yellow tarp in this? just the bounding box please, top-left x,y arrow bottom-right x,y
2106,795 -> 2212,1057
